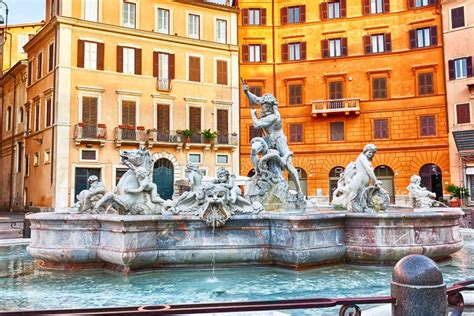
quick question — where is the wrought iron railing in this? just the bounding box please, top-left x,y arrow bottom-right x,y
74,124 -> 107,142
147,130 -> 182,143
312,98 -> 360,112
157,78 -> 171,91
114,126 -> 146,143
1,280 -> 472,315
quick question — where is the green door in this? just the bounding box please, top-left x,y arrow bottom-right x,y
153,158 -> 174,200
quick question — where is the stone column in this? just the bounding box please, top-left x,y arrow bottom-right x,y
391,254 -> 447,316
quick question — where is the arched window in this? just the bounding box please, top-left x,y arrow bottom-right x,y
374,165 -> 395,204
419,164 -> 443,199
329,166 -> 345,201
5,107 -> 12,131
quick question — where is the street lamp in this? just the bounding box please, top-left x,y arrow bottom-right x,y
0,0 -> 9,46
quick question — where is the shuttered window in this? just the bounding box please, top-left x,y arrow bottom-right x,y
28,60 -> 32,86
121,100 -> 136,126
189,56 -> 201,82
34,103 -> 40,132
289,124 -> 303,143
217,109 -> 229,143
48,42 -> 55,72
330,122 -> 344,141
243,8 -> 266,25
156,104 -> 170,133
329,81 -> 343,100
420,115 -> 436,136
119,47 -> 140,75
410,26 -> 437,49
364,33 -> 391,54
320,0 -> 346,20
216,60 -> 228,85
409,0 -> 438,8
322,38 -> 348,58
289,84 -> 303,105
456,103 -> 470,125
372,77 -> 387,99
82,96 -> 98,125
418,72 -> 434,96
37,52 -> 42,80
249,125 -> 263,142
374,119 -> 389,139
362,0 -> 389,14
189,107 -> 201,134
451,7 -> 465,29
78,40 -> 104,70
45,98 -> 52,127
242,44 -> 267,63
281,5 -> 305,24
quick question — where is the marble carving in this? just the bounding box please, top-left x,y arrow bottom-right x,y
243,84 -> 306,210
331,144 -> 390,213
407,175 -> 443,209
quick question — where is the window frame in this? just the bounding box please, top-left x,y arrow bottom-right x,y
248,8 -> 261,25
372,76 -> 388,100
288,6 -> 301,24
118,97 -> 139,126
48,42 -> 55,72
419,115 -> 437,137
84,41 -> 98,70
36,51 -> 43,80
454,58 -> 467,79
187,54 -> 202,82
122,47 -> 136,75
455,102 -> 471,125
417,71 -> 434,96
216,154 -> 230,165
373,118 -> 390,140
328,1 -> 341,19
215,18 -> 227,44
188,13 -> 201,40
329,38 -> 342,57
156,7 -> 171,34
450,6 -> 465,29
289,123 -> 304,143
84,0 -> 99,22
371,34 -> 385,53
330,121 -> 345,142
215,58 -> 228,85
188,153 -> 202,164
122,1 -> 136,28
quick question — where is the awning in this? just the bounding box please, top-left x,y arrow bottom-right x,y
453,130 -> 474,152
466,167 -> 474,175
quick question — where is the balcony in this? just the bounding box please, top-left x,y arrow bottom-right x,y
215,134 -> 239,150
114,125 -> 146,147
311,98 -> 360,118
157,78 -> 171,91
74,123 -> 107,146
146,130 -> 183,148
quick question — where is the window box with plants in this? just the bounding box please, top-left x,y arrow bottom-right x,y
177,129 -> 193,144
201,129 -> 218,144
446,184 -> 469,207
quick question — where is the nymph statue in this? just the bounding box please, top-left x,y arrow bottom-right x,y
331,144 -> 390,213
242,84 -> 306,210
407,175 -> 439,209
75,175 -> 107,213
174,162 -> 205,214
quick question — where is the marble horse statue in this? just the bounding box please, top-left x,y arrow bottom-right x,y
331,144 -> 390,213
92,146 -> 165,214
242,83 -> 306,210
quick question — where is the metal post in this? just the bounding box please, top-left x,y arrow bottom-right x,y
391,254 -> 447,315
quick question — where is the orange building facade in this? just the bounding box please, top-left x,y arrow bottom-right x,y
238,0 -> 450,203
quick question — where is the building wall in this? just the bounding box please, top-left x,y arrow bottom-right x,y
442,0 -> 474,199
239,0 -> 450,200
0,24 -> 43,73
20,0 -> 240,209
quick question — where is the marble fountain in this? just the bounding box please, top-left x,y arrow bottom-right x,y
26,87 -> 464,273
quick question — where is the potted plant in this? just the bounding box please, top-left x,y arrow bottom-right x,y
200,129 -> 218,144
177,129 -> 193,143
446,184 -> 470,207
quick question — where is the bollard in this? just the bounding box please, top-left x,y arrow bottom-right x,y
23,213 -> 32,238
391,255 -> 447,316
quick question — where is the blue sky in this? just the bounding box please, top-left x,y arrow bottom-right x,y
4,0 -> 45,25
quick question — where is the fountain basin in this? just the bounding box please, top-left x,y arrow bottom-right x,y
26,209 -> 463,272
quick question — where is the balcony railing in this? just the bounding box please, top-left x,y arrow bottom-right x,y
157,78 -> 171,91
216,134 -> 239,146
312,98 -> 360,118
147,130 -> 182,144
114,125 -> 146,147
74,123 -> 107,146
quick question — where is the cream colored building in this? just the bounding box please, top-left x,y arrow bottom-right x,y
443,0 -> 474,203
18,0 -> 239,210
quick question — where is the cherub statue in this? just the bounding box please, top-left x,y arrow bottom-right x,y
75,175 -> 107,213
213,167 -> 252,208
332,144 -> 389,212
123,163 -> 164,204
407,175 -> 439,209
174,162 -> 205,213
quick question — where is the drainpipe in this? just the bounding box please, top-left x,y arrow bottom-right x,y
8,72 -> 17,212
271,0 -> 276,94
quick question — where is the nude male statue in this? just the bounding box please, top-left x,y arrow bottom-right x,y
242,84 -> 303,195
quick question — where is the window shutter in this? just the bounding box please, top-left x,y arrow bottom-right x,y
301,42 -> 307,60
217,60 -> 228,85
340,0 -> 347,17
169,54 -> 175,79
409,30 -> 416,49
363,0 -> 371,15
157,104 -> 170,133
189,107 -> 201,132
300,5 -> 306,23
261,44 -> 267,62
320,3 -> 328,20
456,103 -> 471,124
242,8 -> 249,25
261,9 -> 267,25
364,35 -> 371,54
383,0 -> 390,12
467,56 -> 473,77
135,48 -> 142,75
117,46 -> 123,73
321,39 -> 329,58
448,60 -> 455,80
281,7 -> 288,24
341,37 -> 348,56
426,73 -> 433,94
384,33 -> 392,52
217,109 -> 229,137
408,0 -> 414,9
122,101 -> 136,126
430,26 -> 437,46
282,43 -> 289,62
97,42 -> 104,70
418,73 -> 426,95
242,44 -> 249,62
77,40 -> 85,68
82,97 -> 98,125
153,52 -> 158,78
